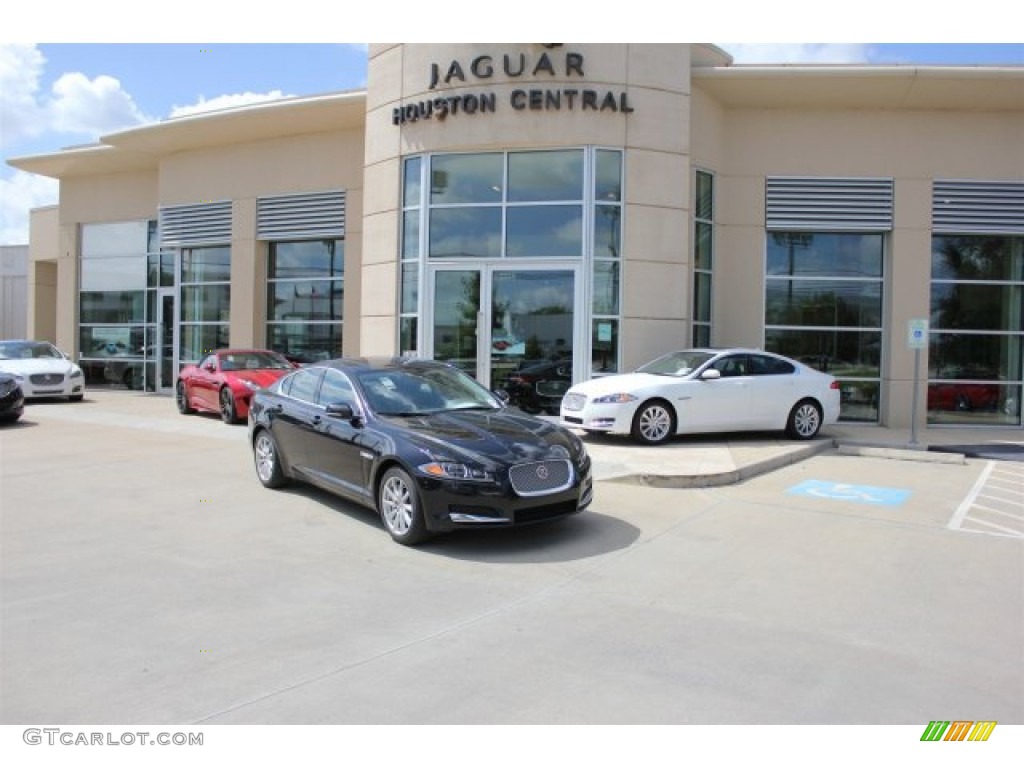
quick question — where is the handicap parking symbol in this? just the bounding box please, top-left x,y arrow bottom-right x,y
786,479 -> 911,506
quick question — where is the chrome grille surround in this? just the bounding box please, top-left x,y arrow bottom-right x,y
509,459 -> 573,497
30,373 -> 65,386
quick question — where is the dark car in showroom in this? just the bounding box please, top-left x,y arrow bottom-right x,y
0,371 -> 25,423
248,357 -> 593,546
503,358 -> 572,415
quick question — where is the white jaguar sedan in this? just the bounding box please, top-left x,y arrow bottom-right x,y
0,340 -> 86,401
560,348 -> 841,445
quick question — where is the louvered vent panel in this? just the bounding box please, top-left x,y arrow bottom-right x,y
158,202 -> 232,247
766,177 -> 893,231
257,191 -> 346,240
933,180 -> 1024,234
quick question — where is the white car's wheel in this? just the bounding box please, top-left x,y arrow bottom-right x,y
631,400 -> 675,445
786,399 -> 822,440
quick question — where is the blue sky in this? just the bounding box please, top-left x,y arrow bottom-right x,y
2,35 -> 1022,244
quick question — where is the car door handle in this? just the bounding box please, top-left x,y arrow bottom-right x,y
311,414 -> 323,425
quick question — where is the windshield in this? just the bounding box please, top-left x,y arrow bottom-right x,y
354,366 -> 501,416
636,350 -> 715,377
0,341 -> 62,360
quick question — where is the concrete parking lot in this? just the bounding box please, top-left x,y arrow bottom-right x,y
1,392 -> 1021,726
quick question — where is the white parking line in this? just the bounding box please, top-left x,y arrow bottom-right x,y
949,460 -> 1024,538
950,461 -> 996,530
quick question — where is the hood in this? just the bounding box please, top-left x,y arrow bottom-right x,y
0,358 -> 77,377
382,408 -> 581,467
230,369 -> 290,389
568,371 -> 676,397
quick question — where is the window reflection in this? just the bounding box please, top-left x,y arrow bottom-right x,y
506,206 -> 582,257
429,208 -> 502,259
929,235 -> 1023,426
430,154 -> 503,204
266,240 -> 344,363
508,150 -> 583,202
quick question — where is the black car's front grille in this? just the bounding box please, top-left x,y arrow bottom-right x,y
515,499 -> 579,524
30,373 -> 64,386
509,459 -> 572,497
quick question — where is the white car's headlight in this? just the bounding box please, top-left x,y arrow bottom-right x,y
418,462 -> 494,482
70,368 -> 83,378
592,393 -> 638,404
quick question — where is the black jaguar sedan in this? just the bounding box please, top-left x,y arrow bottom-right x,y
247,357 -> 592,546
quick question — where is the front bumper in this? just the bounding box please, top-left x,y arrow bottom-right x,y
559,401 -> 636,434
415,457 -> 593,533
0,389 -> 24,419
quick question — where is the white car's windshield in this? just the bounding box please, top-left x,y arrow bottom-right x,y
636,350 -> 715,377
0,341 -> 62,360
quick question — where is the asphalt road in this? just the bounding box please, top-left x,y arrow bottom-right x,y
2,396 -> 1021,734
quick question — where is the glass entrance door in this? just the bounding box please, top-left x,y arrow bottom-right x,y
429,266 -> 577,404
156,289 -> 177,393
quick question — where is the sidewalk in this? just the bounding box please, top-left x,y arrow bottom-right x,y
581,422 -> 1023,487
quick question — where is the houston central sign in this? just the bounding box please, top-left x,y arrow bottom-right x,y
392,46 -> 634,126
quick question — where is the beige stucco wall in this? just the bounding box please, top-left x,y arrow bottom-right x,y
27,206 -> 60,344
364,43 -> 694,368
158,130 -> 366,351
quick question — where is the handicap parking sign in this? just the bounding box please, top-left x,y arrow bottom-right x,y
787,479 -> 911,506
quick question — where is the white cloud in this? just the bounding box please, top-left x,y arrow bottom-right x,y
48,71 -> 151,135
0,170 -> 59,245
719,44 -> 873,64
0,44 -> 47,145
1,43 -> 151,148
169,90 -> 292,118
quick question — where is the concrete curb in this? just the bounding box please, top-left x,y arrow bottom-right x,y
835,443 -> 967,464
604,438 -> 835,489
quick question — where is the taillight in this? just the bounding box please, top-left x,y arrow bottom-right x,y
830,381 -> 841,389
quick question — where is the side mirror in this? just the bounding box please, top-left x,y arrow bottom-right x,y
325,402 -> 355,419
492,388 -> 510,405
700,368 -> 721,381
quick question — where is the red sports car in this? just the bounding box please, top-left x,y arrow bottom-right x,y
176,349 -> 297,423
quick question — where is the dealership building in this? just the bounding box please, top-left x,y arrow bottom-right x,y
7,43 -> 1024,428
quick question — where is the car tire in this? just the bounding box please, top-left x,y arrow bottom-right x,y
0,413 -> 21,423
630,400 -> 675,445
176,381 -> 194,414
122,368 -> 135,390
786,399 -> 822,440
253,429 -> 288,489
378,466 -> 430,546
219,387 -> 238,424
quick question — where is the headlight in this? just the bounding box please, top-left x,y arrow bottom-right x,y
241,380 -> 261,391
592,393 -> 638,404
418,462 -> 494,482
70,368 -> 83,378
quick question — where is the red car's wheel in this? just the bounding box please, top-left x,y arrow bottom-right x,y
219,387 -> 239,424
176,381 -> 194,414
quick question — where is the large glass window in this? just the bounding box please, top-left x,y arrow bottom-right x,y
928,235 -> 1023,425
78,220 -> 154,390
179,246 -> 230,364
692,170 -> 714,347
266,240 -> 344,364
403,148 -> 624,375
764,232 -> 885,422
